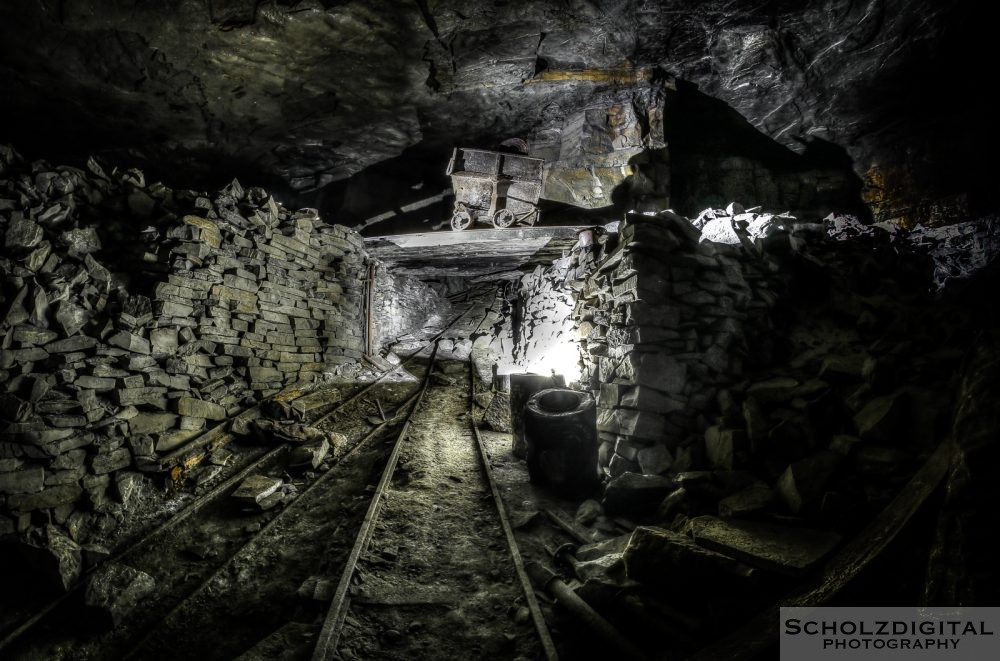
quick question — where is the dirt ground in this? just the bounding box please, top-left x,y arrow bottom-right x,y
338,359 -> 541,660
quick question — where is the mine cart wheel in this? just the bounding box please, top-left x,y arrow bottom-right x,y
451,210 -> 472,231
492,208 -> 516,229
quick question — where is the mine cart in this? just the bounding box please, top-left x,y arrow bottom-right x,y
446,147 -> 544,231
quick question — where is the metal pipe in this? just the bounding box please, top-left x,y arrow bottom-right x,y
526,562 -> 649,661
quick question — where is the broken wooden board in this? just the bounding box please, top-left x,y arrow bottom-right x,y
160,383 -> 312,478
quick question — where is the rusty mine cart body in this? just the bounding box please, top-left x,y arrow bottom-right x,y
446,147 -> 544,231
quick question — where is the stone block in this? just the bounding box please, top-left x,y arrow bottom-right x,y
718,481 -> 774,517
6,484 -> 83,512
0,465 -> 45,494
108,331 -> 151,355
176,397 -> 227,421
91,448 -> 131,475
623,526 -> 754,591
637,444 -> 673,475
128,412 -> 178,436
688,515 -> 840,577
603,472 -> 675,513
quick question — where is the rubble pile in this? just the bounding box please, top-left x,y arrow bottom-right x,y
0,145 -> 367,541
576,210 -> 780,479
829,212 -> 1000,288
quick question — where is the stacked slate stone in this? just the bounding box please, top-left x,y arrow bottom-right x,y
0,148 -> 167,536
141,181 -> 366,403
0,145 -> 367,540
575,211 -> 779,479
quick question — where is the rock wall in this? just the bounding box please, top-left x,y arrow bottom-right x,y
372,267 -> 451,353
576,212 -> 778,477
0,146 -> 368,538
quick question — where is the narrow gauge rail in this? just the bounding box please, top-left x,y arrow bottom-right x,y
0,300 -> 487,660
312,360 -> 558,661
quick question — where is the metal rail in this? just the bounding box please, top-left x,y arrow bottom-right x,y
468,359 -> 560,661
310,299 -> 480,427
0,379 -> 310,654
121,375 -> 433,661
0,325 -> 455,655
311,341 -> 441,661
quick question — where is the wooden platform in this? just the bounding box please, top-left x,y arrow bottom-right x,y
363,226 -> 597,278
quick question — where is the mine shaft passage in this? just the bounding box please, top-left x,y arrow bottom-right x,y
1,3 -> 998,659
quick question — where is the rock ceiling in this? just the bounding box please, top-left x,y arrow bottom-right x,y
0,0 -> 993,227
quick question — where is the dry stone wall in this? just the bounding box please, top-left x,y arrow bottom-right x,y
0,145 -> 367,540
575,211 -> 779,477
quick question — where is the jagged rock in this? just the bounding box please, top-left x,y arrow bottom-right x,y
108,331 -> 151,355
705,426 -> 745,470
483,392 -> 512,433
0,393 -> 32,422
636,444 -> 673,475
819,354 -> 876,383
776,451 -> 842,514
289,438 -> 330,470
829,434 -> 862,455
688,516 -> 841,577
59,227 -> 102,257
623,526 -> 755,591
54,301 -> 91,336
656,488 -> 691,522
575,499 -> 603,526
603,472 -> 675,513
718,481 -> 774,518
128,412 -> 177,435
6,484 -> 83,512
608,452 -> 639,478
91,448 -> 131,475
45,335 -> 97,353
26,525 -> 83,592
84,563 -> 156,628
4,215 -> 44,251
742,396 -> 769,449
576,533 -> 631,562
115,472 -> 145,506
853,393 -> 905,441
12,324 -> 58,345
746,377 -> 800,404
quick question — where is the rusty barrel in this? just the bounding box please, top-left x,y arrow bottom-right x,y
524,388 -> 599,496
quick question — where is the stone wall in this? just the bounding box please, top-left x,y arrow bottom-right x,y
575,211 -> 778,477
0,146 -> 368,539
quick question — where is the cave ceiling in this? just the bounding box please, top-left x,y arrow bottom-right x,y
0,0 -> 993,226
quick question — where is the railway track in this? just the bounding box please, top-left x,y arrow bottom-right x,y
309,354 -> 556,661
0,295 -> 495,660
